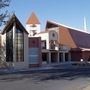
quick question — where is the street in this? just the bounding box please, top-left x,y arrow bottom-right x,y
0,69 -> 90,90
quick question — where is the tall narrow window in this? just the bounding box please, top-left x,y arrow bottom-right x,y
16,28 -> 24,62
6,28 -> 13,62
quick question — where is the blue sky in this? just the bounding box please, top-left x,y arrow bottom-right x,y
8,0 -> 90,31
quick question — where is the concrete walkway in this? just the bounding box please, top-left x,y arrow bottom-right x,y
83,86 -> 90,90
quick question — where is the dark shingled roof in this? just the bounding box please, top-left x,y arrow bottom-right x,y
68,28 -> 90,48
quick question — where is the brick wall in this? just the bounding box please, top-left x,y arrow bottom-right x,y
82,51 -> 90,61
70,50 -> 82,61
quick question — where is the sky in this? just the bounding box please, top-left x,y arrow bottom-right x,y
8,0 -> 90,31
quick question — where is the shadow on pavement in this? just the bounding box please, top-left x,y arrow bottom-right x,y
1,68 -> 90,82
34,71 -> 90,82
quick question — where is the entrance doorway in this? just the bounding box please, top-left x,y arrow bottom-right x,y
51,52 -> 57,63
65,53 -> 69,62
59,53 -> 63,62
42,53 -> 48,64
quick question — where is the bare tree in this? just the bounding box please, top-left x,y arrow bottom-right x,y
0,0 -> 11,68
0,0 -> 10,26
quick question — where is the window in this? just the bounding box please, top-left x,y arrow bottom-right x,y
32,30 -> 37,36
52,33 -> 55,37
31,24 -> 36,27
49,40 -> 55,50
65,53 -> 69,62
16,29 -> 24,62
41,40 -> 46,49
6,27 -> 13,62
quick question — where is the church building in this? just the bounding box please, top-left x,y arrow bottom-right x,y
0,12 -> 90,69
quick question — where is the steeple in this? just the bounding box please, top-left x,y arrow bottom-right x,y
27,12 -> 40,24
83,17 -> 87,32
26,12 -> 41,37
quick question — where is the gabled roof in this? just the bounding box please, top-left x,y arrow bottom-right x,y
46,20 -> 59,29
58,26 -> 77,48
46,20 -> 90,49
46,20 -> 90,34
2,14 -> 28,34
26,12 -> 40,24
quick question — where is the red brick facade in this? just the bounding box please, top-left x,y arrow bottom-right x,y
82,51 -> 90,61
70,50 -> 82,61
70,49 -> 90,62
29,38 -> 40,48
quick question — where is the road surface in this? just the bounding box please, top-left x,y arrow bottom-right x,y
0,70 -> 90,90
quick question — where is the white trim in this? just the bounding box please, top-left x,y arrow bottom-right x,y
81,48 -> 90,51
47,20 -> 90,34
13,23 -> 16,63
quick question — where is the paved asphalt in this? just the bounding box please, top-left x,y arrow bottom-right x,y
0,67 -> 90,90
0,65 -> 90,90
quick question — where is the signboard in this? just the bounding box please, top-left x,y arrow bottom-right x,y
29,48 -> 39,64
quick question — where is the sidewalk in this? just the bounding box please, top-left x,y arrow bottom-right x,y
83,85 -> 90,90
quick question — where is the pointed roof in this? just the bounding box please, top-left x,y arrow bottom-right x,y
2,14 -> 28,34
27,12 -> 40,24
46,20 -> 59,29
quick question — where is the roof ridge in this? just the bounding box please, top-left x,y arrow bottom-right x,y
47,20 -> 90,34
